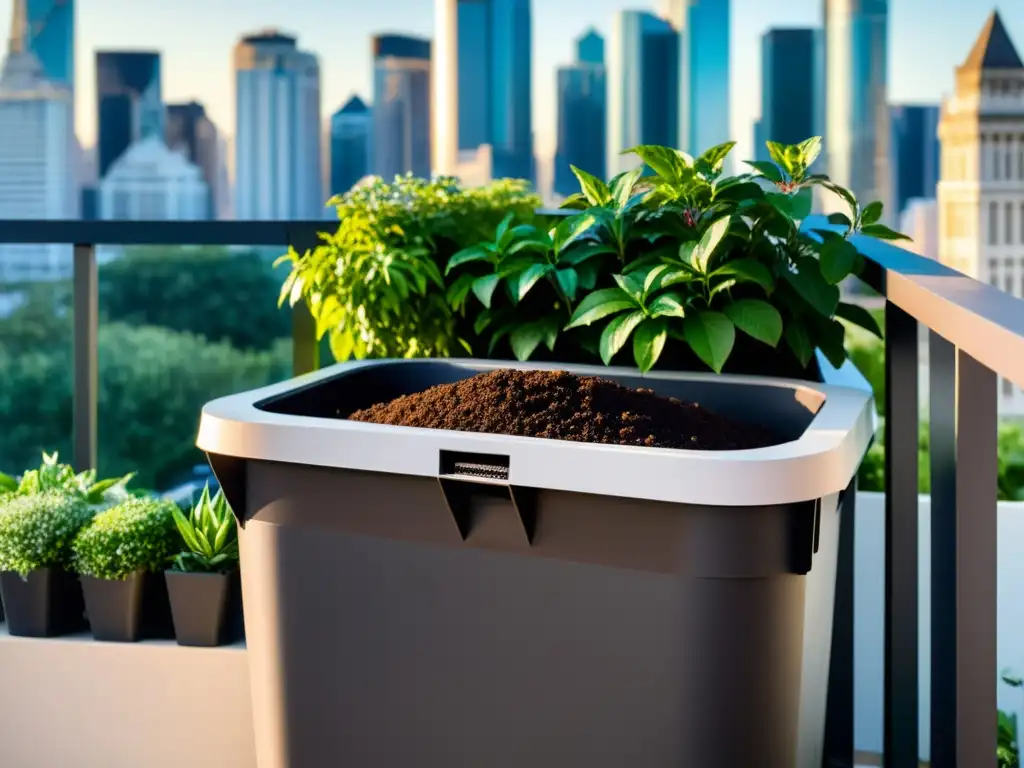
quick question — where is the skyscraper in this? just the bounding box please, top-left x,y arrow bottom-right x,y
607,10 -> 677,177
233,30 -> 322,220
664,0 -> 730,157
760,29 -> 822,155
890,104 -> 940,218
555,29 -> 606,197
25,0 -> 72,88
330,95 -> 372,196
0,0 -> 75,282
166,101 -> 219,218
434,0 -> 534,182
937,10 -> 1024,414
824,0 -> 889,211
372,35 -> 431,180
95,51 -> 163,179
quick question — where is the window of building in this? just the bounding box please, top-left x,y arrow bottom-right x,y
1019,136 -> 1024,179
1007,202 -> 1015,244
989,258 -> 999,285
989,201 -> 999,244
1004,378 -> 1015,398
994,136 -> 1001,180
1009,144 -> 1016,180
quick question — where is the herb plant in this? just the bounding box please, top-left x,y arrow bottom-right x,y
169,484 -> 239,573
72,497 -> 181,581
446,138 -> 909,374
0,491 -> 93,577
0,451 -> 134,507
276,174 -> 540,362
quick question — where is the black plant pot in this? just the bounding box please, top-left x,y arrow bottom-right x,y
0,567 -> 87,638
165,569 -> 244,647
81,570 -> 174,642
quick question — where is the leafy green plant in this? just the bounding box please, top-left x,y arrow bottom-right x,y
0,491 -> 93,577
447,137 -> 907,374
169,484 -> 239,573
1001,673 -> 1022,767
275,174 -> 540,362
0,451 -> 134,507
72,497 -> 181,581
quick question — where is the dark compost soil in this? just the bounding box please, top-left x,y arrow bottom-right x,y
346,369 -> 781,451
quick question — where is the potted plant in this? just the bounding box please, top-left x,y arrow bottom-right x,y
0,491 -> 92,637
165,484 -> 243,647
204,138 -> 891,768
71,497 -> 180,642
0,451 -> 136,509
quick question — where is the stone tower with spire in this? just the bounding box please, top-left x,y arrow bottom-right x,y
0,0 -> 77,282
937,9 -> 1024,414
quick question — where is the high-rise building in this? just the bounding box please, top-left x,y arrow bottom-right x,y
607,10 -> 677,177
824,0 -> 889,213
554,29 -> 606,197
25,0 -> 73,88
434,0 -> 534,182
890,104 -> 940,218
372,35 -> 431,181
759,29 -> 822,157
899,198 -> 938,261
95,51 -> 163,179
752,118 -> 767,161
664,0 -> 730,158
937,10 -> 1024,415
98,135 -> 209,221
330,95 -> 372,196
0,0 -> 75,283
166,101 -> 219,218
234,30 -> 322,220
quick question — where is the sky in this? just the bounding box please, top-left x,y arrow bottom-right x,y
0,0 -> 1021,166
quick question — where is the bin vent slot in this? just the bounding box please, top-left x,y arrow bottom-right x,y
439,451 -> 510,482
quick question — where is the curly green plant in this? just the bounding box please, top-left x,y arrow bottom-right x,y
276,174 -> 540,362
0,491 -> 93,577
448,137 -> 909,374
0,451 -> 135,507
169,484 -> 239,573
72,497 -> 181,581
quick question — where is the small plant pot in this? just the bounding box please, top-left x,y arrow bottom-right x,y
81,570 -> 173,642
165,569 -> 243,647
0,567 -> 87,638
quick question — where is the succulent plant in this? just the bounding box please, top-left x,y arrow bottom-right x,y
169,484 -> 239,573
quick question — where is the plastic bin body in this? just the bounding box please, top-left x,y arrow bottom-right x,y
197,359 -> 875,768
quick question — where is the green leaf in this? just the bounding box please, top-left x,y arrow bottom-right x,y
647,293 -> 687,319
559,192 -> 590,210
765,142 -> 790,173
571,165 -> 611,206
446,245 -> 491,275
819,238 -> 858,284
633,319 -> 668,373
684,311 -> 736,373
692,215 -> 732,272
860,201 -> 883,226
613,272 -> 645,302
510,323 -> 547,361
600,310 -> 646,365
695,141 -> 736,177
514,263 -> 551,302
709,278 -> 738,300
494,212 -> 515,243
660,269 -> 697,288
783,258 -> 840,317
789,186 -> 813,220
723,299 -> 783,347
622,145 -> 690,180
784,321 -> 814,368
642,263 -> 670,296
798,136 -> 822,169
472,274 -> 503,309
553,213 -> 597,253
555,268 -> 578,301
558,242 -> 617,266
712,258 -> 774,293
811,316 -> 848,369
565,287 -> 635,329
445,272 -> 476,309
744,160 -> 784,183
827,212 -> 852,228
611,167 -> 644,210
860,223 -> 912,242
836,301 -> 883,338
576,259 -> 601,290
0,472 -> 16,492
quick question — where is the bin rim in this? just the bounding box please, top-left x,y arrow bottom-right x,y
196,357 -> 876,507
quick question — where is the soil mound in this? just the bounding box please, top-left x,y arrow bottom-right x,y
346,369 -> 780,451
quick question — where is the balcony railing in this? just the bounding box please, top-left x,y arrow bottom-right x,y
0,217 -> 1022,768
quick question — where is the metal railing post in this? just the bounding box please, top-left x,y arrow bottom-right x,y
72,243 -> 98,472
883,302 -> 919,767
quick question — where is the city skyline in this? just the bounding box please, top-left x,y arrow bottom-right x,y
0,0 -> 1020,170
